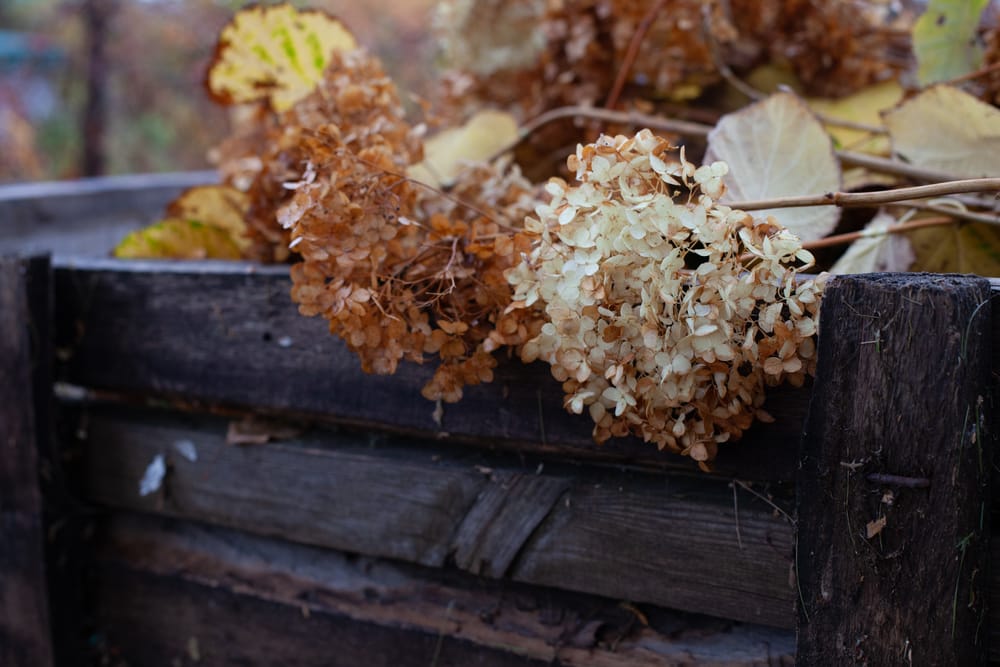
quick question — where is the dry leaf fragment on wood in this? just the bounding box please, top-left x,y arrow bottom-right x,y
226,416 -> 304,446
866,515 -> 887,539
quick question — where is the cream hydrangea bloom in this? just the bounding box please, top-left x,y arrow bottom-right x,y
507,130 -> 826,469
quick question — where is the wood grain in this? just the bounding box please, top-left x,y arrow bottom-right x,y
0,256 -> 54,667
77,407 -> 797,628
93,512 -> 796,666
796,274 -> 994,666
54,257 -> 810,481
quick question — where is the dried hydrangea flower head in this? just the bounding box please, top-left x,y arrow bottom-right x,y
280,48 -> 544,403
507,130 -> 826,469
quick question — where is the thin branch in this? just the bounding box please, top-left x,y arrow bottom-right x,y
732,480 -> 795,526
940,60 -> 1000,87
604,0 -> 669,110
889,200 -> 1000,226
729,179 -> 1000,211
837,150 -> 960,184
490,106 -> 965,186
800,217 -> 954,251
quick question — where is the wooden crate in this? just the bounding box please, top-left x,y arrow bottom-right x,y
2,174 -> 997,666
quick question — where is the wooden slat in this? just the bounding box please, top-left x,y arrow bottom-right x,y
54,258 -> 811,480
0,172 -> 216,257
796,274 -> 994,665
0,256 -> 54,666
93,512 -> 796,666
76,408 -> 796,628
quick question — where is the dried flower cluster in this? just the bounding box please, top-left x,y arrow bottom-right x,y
277,49 -> 544,402
507,130 -> 826,468
434,0 -> 911,121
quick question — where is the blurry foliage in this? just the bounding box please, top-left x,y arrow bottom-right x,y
0,0 -> 436,183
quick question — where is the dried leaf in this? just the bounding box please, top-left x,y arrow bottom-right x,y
705,92 -> 842,241
908,221 -> 1000,276
113,219 -> 243,260
807,80 -> 902,154
884,85 -> 1000,178
866,515 -> 887,539
167,185 -> 251,251
206,4 -> 357,112
913,0 -> 989,86
408,109 -> 519,187
830,211 -> 915,274
226,416 -> 303,446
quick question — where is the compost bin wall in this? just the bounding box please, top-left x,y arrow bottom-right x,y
2,173 -> 997,666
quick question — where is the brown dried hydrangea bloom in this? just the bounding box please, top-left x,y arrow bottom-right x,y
278,49 -> 544,402
507,130 -> 826,469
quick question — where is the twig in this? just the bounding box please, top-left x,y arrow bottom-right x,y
732,480 -> 795,526
488,106 -> 973,187
729,179 -> 1000,211
604,0 -> 669,110
837,150 -> 964,184
941,60 -> 1000,87
800,217 -> 954,252
889,200 -> 1000,226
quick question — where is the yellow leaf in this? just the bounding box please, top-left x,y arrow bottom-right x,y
807,81 -> 902,154
705,92 -> 842,241
114,219 -> 243,260
908,221 -> 1000,276
883,85 -> 1000,178
407,110 -> 519,187
913,0 -> 989,86
830,212 -> 914,275
206,3 -> 357,112
167,185 -> 251,251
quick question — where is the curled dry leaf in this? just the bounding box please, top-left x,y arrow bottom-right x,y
829,211 -> 915,275
912,0 -> 990,86
408,109 -> 520,187
205,3 -> 357,112
884,85 -> 1000,178
114,218 -> 243,260
705,92 -> 842,242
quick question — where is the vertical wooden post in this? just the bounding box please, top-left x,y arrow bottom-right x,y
796,274 -> 993,666
0,255 -> 54,666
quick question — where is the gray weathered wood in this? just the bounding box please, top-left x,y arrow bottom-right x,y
796,273 -> 994,666
54,257 -> 810,480
77,408 -> 796,628
0,255 -> 54,667
94,512 -> 796,666
0,172 -> 216,257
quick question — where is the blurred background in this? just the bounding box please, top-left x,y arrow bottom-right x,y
0,0 -> 437,183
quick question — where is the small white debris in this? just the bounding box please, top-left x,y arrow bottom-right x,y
173,439 -> 198,462
431,399 -> 444,427
139,454 -> 166,497
277,336 -> 293,348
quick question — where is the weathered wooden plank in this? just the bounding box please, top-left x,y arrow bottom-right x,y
94,568 -> 550,667
796,274 -> 994,666
76,407 -> 796,627
0,255 -> 54,667
0,172 -> 216,257
93,512 -> 796,666
54,257 -> 810,480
